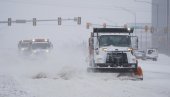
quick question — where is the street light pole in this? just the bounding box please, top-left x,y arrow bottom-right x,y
167,0 -> 169,55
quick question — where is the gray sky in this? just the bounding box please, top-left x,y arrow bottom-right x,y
0,0 -> 151,25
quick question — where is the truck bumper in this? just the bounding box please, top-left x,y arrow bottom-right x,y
87,63 -> 137,73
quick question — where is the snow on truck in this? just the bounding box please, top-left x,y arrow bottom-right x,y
88,28 -> 143,80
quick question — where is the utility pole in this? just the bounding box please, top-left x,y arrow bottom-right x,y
167,0 -> 169,55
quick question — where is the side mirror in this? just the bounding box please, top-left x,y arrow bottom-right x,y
89,38 -> 94,49
131,36 -> 138,50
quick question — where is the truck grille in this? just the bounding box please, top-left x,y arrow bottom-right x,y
106,52 -> 128,67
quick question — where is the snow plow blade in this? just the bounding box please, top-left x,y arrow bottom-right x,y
87,66 -> 143,80
134,66 -> 143,80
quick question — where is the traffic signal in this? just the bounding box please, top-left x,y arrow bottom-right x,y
86,22 -> 91,29
150,26 -> 154,33
58,17 -> 62,25
33,18 -> 36,26
77,17 -> 81,25
8,18 -> 12,26
144,25 -> 149,32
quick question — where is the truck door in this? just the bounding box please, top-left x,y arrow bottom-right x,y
131,36 -> 138,50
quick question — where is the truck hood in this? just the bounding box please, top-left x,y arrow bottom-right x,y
99,45 -> 130,52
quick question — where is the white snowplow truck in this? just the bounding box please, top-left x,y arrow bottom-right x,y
88,28 -> 143,80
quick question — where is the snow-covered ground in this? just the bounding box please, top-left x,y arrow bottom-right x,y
1,45 -> 170,97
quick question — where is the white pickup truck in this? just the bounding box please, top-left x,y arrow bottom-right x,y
145,48 -> 158,61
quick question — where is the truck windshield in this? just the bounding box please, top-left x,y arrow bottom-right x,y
99,35 -> 131,47
31,43 -> 50,49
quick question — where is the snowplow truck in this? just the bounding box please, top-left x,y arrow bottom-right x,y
88,28 -> 143,80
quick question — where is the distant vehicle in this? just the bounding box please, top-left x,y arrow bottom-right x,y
18,40 -> 32,55
133,50 -> 146,60
145,48 -> 158,61
18,40 -> 32,50
30,38 -> 53,55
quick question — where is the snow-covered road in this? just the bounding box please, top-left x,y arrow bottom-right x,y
0,74 -> 35,97
1,47 -> 170,97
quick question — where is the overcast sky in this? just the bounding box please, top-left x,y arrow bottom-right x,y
0,0 -> 151,25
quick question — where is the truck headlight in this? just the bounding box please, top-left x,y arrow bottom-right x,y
127,28 -> 131,31
45,39 -> 48,42
102,48 -> 107,52
128,48 -> 133,51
